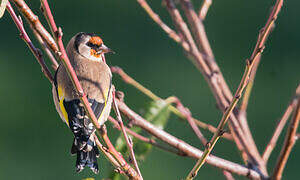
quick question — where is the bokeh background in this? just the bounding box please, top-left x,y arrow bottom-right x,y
0,0 -> 299,179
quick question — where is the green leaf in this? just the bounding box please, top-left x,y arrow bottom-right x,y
0,0 -> 8,18
143,99 -> 171,129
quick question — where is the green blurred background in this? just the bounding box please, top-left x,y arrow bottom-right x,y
0,0 -> 299,179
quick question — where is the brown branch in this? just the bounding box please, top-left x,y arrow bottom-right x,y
12,0 -> 58,54
272,86 -> 300,180
116,99 -> 262,179
180,0 -> 213,58
262,84 -> 300,163
136,0 -> 189,51
240,55 -> 262,112
111,66 -> 233,140
112,91 -> 143,179
198,0 -> 212,20
169,96 -> 208,146
6,1 -> 53,83
99,125 -> 140,179
93,134 -> 122,170
32,28 -> 59,70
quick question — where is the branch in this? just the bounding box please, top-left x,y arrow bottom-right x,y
99,125 -> 140,179
198,0 -> 212,20
136,0 -> 189,50
112,90 -> 143,179
6,1 -> 53,83
272,86 -> 300,180
186,0 -> 284,178
262,84 -> 300,163
111,66 -> 233,140
116,99 -> 262,179
169,96 -> 208,146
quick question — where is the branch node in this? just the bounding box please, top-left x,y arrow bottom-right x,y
205,142 -> 211,149
218,130 -> 226,137
116,91 -> 125,101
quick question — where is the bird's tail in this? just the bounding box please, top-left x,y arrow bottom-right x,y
71,136 -> 100,174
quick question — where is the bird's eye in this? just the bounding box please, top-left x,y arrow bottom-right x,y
86,42 -> 100,49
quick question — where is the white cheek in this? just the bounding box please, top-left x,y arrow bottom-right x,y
88,55 -> 103,62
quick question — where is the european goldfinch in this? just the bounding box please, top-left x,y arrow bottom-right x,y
52,32 -> 114,173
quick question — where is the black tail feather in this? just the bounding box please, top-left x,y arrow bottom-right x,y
71,138 -> 100,174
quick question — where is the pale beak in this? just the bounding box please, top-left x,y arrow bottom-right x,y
97,44 -> 115,54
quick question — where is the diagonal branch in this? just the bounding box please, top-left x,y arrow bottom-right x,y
112,90 -> 143,179
6,1 -> 53,83
168,96 -> 208,146
136,0 -> 189,50
262,84 -> 300,163
272,86 -> 300,180
198,0 -> 212,20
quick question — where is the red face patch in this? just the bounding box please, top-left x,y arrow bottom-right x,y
90,49 -> 101,58
89,36 -> 103,46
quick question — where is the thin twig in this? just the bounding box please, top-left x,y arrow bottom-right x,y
136,0 -> 189,51
99,125 -> 140,179
222,171 -> 235,180
198,0 -> 212,20
6,1 -> 53,83
272,87 -> 300,180
240,55 -> 262,112
40,0 -> 57,41
169,96 -> 208,146
186,0 -> 283,178
111,66 -> 233,140
180,0 -> 213,58
93,134 -> 122,170
262,84 -> 300,163
116,99 -> 261,179
32,28 -> 59,70
112,90 -> 143,179
12,0 -> 59,54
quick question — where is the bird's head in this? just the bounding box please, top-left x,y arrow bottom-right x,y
71,32 -> 114,62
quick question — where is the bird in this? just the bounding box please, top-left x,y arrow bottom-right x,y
52,32 -> 114,174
